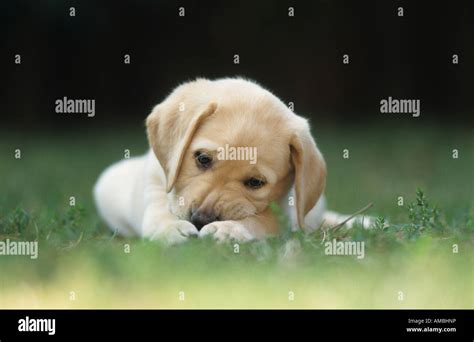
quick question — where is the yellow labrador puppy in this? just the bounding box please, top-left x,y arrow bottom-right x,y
94,78 -> 368,244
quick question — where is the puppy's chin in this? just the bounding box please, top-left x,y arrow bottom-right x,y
223,207 -> 257,221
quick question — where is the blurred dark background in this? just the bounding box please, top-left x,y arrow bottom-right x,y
0,0 -> 472,131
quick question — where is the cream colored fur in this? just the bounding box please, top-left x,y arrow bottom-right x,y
94,78 -> 371,244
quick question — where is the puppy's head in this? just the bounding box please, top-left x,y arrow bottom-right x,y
146,78 -> 326,231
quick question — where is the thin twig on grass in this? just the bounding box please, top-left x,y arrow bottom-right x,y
330,202 -> 373,231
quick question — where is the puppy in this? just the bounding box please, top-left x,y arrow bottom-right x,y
94,78 -> 369,244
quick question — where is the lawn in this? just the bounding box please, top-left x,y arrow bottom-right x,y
0,123 -> 472,308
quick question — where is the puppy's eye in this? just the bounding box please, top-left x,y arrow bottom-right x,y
244,177 -> 266,189
194,151 -> 213,169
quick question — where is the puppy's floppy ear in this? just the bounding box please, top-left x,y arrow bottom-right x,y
289,120 -> 326,230
146,100 -> 217,192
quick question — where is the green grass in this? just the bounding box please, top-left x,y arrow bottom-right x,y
0,123 -> 472,308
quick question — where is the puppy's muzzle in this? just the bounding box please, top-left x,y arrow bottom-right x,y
190,210 -> 219,230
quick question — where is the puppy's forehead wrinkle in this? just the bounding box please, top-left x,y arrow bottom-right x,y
190,137 -> 220,152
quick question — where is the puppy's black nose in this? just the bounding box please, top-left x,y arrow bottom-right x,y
190,210 -> 218,231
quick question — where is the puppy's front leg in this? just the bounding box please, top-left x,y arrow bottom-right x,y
139,153 -> 200,244
142,203 -> 198,244
141,177 -> 199,244
199,208 -> 279,243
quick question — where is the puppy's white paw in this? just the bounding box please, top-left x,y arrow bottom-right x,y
200,221 -> 254,243
324,211 -> 379,230
352,215 -> 378,229
151,220 -> 199,245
